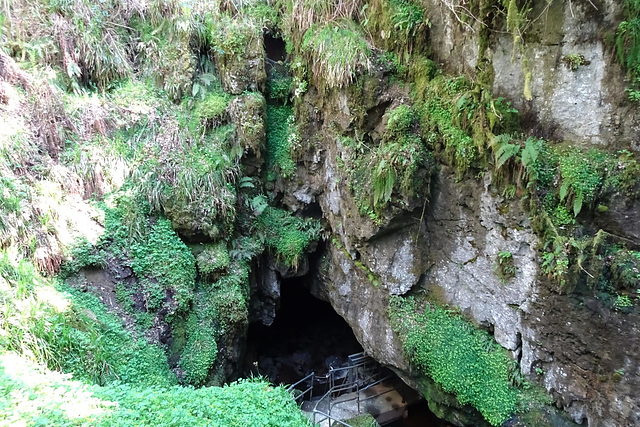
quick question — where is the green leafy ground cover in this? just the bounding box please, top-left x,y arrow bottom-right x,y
0,251 -> 311,426
389,297 -> 527,426
0,353 -> 311,427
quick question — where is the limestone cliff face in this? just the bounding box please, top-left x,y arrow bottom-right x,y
223,2 -> 640,425
423,0 -> 639,149
273,69 -> 639,427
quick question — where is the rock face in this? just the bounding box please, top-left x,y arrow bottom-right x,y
276,56 -> 639,425
423,0 -> 639,149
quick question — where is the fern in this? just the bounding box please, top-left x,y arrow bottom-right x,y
521,137 -> 540,169
373,160 -> 396,208
491,134 -> 520,170
573,192 -> 584,217
495,143 -> 520,170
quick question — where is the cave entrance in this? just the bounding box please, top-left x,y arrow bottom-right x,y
264,33 -> 287,63
245,276 -> 363,385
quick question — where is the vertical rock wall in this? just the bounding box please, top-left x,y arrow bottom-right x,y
423,0 -> 640,149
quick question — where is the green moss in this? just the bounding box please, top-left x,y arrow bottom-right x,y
266,104 -> 297,180
389,296 -> 522,426
255,207 -> 322,269
196,242 -> 230,281
364,0 -> 429,60
195,92 -> 230,123
179,313 -> 219,385
128,218 -> 196,312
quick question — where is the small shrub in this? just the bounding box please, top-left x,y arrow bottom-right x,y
495,251 -> 516,282
562,53 -> 589,71
614,294 -> 633,311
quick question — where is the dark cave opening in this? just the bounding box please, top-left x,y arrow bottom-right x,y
244,277 -> 363,386
264,33 -> 287,62
243,261 -> 450,426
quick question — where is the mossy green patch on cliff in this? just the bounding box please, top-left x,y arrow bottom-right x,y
266,104 -> 297,180
255,206 -> 322,269
340,104 -> 435,220
389,296 -> 522,426
364,0 -> 429,60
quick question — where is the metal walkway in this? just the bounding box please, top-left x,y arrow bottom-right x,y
286,352 -> 405,427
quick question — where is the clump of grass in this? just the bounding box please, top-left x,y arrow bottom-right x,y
301,20 -> 371,89
132,121 -> 239,239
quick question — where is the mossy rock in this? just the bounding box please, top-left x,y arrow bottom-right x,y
228,92 -> 266,158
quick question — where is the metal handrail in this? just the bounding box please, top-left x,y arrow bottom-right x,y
286,352 -> 387,427
286,372 -> 315,403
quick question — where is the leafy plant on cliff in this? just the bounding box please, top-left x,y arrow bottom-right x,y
255,206 -> 322,269
616,0 -> 640,103
389,296 -> 522,426
301,20 -> 371,89
495,250 -> 516,282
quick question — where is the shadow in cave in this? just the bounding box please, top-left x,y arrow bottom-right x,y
264,33 -> 287,63
244,278 -> 363,386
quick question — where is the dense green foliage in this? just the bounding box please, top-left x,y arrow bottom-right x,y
0,354 -> 312,427
266,104 -> 297,179
616,0 -> 640,102
301,21 -> 372,89
389,297 -> 522,426
256,207 -> 323,269
0,250 -> 175,386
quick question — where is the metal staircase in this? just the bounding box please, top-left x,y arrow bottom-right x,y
286,352 -> 393,427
